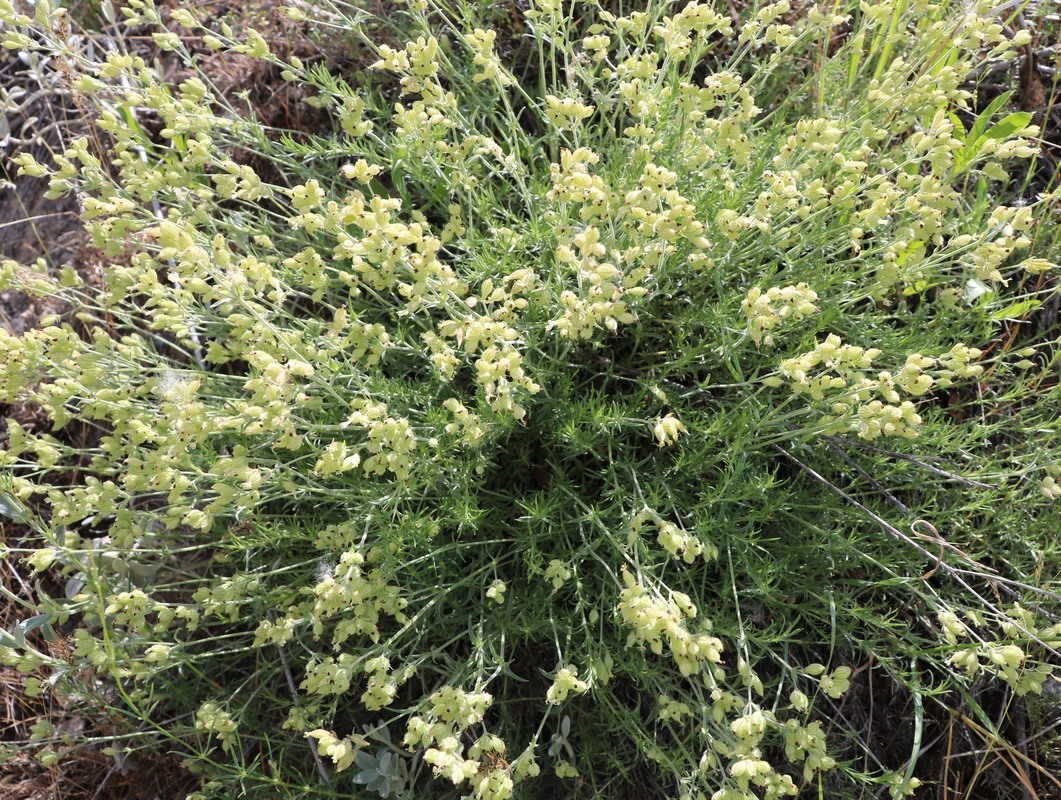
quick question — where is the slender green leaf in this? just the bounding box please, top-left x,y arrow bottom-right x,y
0,491 -> 28,523
968,90 -> 1013,144
982,111 -> 1033,142
989,299 -> 1041,321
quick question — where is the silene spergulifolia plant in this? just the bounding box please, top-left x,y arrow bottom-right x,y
1,0 -> 1059,797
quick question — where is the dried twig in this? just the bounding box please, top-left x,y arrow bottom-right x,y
826,437 -> 912,514
268,611 -> 333,787
824,436 -> 1000,490
773,444 -> 1061,660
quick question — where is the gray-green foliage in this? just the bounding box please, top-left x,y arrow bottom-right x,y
0,0 -> 1059,797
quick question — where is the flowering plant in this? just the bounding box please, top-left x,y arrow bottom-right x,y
1,0 -> 1059,797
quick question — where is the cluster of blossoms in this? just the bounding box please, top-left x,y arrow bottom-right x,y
768,336 -> 985,440
741,283 -> 820,346
399,686 -> 536,798
544,95 -> 595,131
652,1 -> 734,59
551,225 -> 639,339
466,28 -> 512,86
546,666 -> 590,704
362,656 -> 416,710
688,694 -> 842,800
631,511 -> 718,563
252,547 -> 407,652
544,559 -> 573,591
656,520 -> 718,563
617,568 -> 723,678
306,728 -> 366,773
738,0 -> 798,49
963,204 -> 1038,283
311,684 -> 519,797
937,606 -> 1059,696
195,703 -> 239,753
657,694 -> 694,722
486,579 -> 507,604
1040,465 -> 1061,500
342,401 -> 418,481
443,398 -> 490,447
653,413 -> 689,447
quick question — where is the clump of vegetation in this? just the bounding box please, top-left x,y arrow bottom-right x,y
1,0 -> 1059,797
